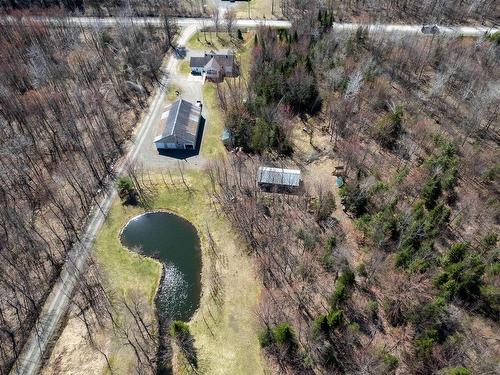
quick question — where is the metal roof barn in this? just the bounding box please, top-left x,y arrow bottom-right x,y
257,167 -> 301,187
154,99 -> 201,150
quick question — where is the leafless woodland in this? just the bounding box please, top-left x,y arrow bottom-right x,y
0,18 -> 169,374
210,8 -> 499,374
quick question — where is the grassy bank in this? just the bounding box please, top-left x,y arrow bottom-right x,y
92,170 -> 264,374
186,31 -> 253,51
201,83 -> 225,158
235,0 -> 283,19
154,170 -> 264,374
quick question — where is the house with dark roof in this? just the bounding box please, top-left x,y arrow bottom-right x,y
189,49 -> 236,81
154,99 -> 201,150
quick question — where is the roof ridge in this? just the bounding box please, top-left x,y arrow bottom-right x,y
170,99 -> 184,135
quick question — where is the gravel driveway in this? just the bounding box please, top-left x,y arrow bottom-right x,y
134,49 -> 212,171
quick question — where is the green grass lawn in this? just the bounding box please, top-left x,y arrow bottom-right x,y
94,204 -> 161,303
178,60 -> 191,76
166,83 -> 182,102
235,0 -> 283,19
201,83 -> 226,158
187,31 -> 251,51
199,32 -> 255,157
93,202 -> 161,374
94,171 -> 264,374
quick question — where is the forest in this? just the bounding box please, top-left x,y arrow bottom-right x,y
0,17 -> 169,374
1,0 -> 499,24
0,0 -> 206,16
213,4 -> 499,375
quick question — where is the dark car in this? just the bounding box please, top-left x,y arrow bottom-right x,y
421,25 -> 440,34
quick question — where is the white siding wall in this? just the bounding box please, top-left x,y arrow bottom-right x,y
155,142 -> 181,150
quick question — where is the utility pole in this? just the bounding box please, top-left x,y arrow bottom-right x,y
248,0 -> 251,19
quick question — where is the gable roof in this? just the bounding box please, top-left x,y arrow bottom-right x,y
257,167 -> 301,187
190,56 -> 207,68
204,57 -> 221,71
189,49 -> 235,70
154,99 -> 201,145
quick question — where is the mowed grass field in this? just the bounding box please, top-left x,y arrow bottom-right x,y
235,0 -> 283,19
93,169 -> 264,374
186,31 -> 254,51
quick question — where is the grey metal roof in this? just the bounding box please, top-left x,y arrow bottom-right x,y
155,99 -> 201,145
257,167 -> 301,187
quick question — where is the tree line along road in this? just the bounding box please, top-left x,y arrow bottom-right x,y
0,15 -> 498,36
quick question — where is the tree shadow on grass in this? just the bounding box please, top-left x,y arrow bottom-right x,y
170,321 -> 198,370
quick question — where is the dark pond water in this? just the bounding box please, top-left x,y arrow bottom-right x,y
121,212 -> 201,322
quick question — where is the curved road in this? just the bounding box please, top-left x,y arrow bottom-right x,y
7,13 -> 498,375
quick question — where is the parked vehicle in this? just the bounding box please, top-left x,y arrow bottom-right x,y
422,24 -> 440,34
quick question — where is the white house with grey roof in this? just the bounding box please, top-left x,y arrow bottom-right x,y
154,99 -> 201,151
190,49 -> 235,80
257,167 -> 301,191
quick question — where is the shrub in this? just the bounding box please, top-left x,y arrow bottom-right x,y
272,322 -> 297,346
339,183 -> 368,217
367,299 -> 378,319
117,176 -> 138,205
425,137 -> 459,193
258,327 -> 272,347
487,31 -> 500,45
444,367 -> 471,375
297,228 -> 316,251
330,267 -> 355,308
312,309 -> 344,336
377,348 -> 399,373
435,244 -> 485,302
374,106 -> 403,149
315,191 -> 336,221
482,232 -> 498,249
327,309 -> 344,328
482,164 -> 500,182
445,243 -> 468,265
414,329 -> 437,359
312,314 -> 329,336
170,320 -> 190,339
421,178 -> 441,209
326,236 -> 337,250
322,252 -> 334,270
356,263 -> 367,277
322,236 -> 337,270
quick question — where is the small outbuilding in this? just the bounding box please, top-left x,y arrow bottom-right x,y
257,167 -> 301,191
154,99 -> 201,151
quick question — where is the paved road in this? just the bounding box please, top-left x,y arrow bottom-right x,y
10,24 -> 198,375
1,15 -> 498,36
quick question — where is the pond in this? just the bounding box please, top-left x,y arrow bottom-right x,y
121,212 -> 202,322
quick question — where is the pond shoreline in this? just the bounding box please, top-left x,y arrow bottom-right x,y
120,210 -> 202,374
154,264 -> 173,375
